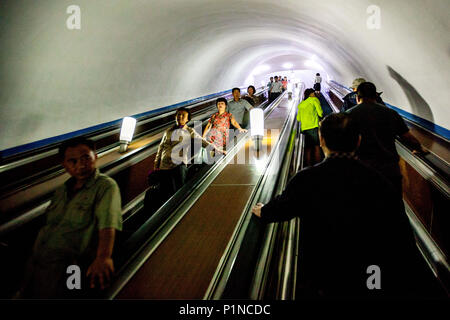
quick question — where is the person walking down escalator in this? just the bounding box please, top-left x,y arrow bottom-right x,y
227,87 -> 253,129
342,78 -> 386,112
342,78 -> 366,112
281,77 -> 288,92
270,76 -> 283,101
252,113 -> 440,299
313,73 -> 322,93
346,82 -> 426,194
297,88 -> 323,167
244,85 -> 260,107
145,107 -> 223,216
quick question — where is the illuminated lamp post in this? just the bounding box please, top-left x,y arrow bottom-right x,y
119,116 -> 137,153
250,108 -> 264,151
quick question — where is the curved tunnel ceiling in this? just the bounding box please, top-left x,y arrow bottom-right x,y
0,0 -> 448,151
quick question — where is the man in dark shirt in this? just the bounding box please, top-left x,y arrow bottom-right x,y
346,82 -> 425,193
342,78 -> 385,112
252,113 -> 436,298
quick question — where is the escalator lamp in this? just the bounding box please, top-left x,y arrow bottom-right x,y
120,117 -> 137,142
250,108 -> 264,137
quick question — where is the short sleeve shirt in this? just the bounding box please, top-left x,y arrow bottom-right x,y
227,99 -> 252,125
32,169 -> 122,264
271,81 -> 283,93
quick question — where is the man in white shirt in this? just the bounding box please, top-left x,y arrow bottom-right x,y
270,76 -> 283,101
314,73 -> 322,92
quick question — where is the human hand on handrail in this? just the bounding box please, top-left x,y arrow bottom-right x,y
412,147 -> 429,156
252,203 -> 265,218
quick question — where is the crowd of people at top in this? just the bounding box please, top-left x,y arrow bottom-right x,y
266,75 -> 289,102
14,73 -> 440,299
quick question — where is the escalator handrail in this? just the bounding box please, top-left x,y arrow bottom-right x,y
250,120 -> 299,300
103,96 -> 277,299
249,84 -> 304,300
0,85 -> 262,167
204,91 -> 300,299
0,110 -> 210,235
327,81 -> 449,187
0,89 -> 268,198
396,142 -> 449,198
328,82 -> 450,291
274,109 -> 306,300
327,80 -> 450,143
321,84 -> 341,113
273,82 -> 350,300
0,90 -> 269,235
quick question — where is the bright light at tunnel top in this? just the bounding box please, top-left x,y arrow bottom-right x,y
304,60 -> 324,70
251,64 -> 270,76
283,62 -> 293,69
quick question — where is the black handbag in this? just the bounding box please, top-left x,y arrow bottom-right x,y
147,169 -> 164,190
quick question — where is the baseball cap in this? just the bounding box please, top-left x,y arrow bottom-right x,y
351,78 -> 366,89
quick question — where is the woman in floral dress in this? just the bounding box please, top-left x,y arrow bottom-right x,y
203,97 -> 247,151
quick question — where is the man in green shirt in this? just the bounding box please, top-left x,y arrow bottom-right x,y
20,137 -> 122,298
297,88 -> 323,166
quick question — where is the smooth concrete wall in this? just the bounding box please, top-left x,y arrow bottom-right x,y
0,0 -> 448,151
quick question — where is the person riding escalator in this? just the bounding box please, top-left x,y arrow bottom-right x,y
144,107 -> 224,216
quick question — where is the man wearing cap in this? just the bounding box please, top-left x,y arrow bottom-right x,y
346,82 -> 426,194
342,78 -> 386,112
342,78 -> 366,112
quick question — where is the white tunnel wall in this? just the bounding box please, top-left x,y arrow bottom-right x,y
0,0 -> 448,151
